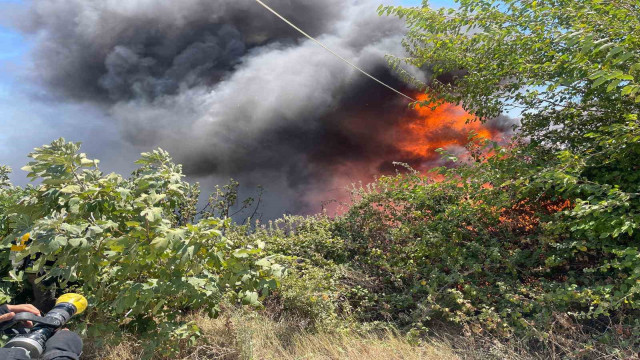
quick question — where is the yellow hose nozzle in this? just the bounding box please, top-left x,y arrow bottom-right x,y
56,293 -> 88,315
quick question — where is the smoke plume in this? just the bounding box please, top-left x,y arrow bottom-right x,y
14,0 -> 514,216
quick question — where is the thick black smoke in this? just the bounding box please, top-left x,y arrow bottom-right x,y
21,0 -> 348,101
13,0 -> 512,215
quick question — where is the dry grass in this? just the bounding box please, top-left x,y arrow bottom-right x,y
84,312 -> 459,360
88,311 -> 633,360
82,311 -> 632,360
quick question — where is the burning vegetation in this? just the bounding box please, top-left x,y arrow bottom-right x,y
313,91 -> 514,215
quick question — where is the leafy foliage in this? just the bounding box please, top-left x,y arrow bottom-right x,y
227,216 -> 350,330
0,166 -> 25,304
0,139 -> 283,356
352,0 -> 640,355
379,0 -> 640,147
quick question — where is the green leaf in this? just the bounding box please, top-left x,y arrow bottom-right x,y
233,249 -> 250,258
52,236 -> 68,248
181,246 -> 195,263
150,237 -> 169,250
588,70 -> 606,80
80,158 -> 96,166
615,74 -> 634,81
607,46 -> 624,58
607,79 -> 622,92
613,52 -> 635,65
242,291 -> 259,306
592,76 -> 609,88
152,300 -> 166,315
69,238 -> 88,248
595,42 -> 614,54
87,226 -> 104,236
141,207 -> 163,222
255,258 -> 271,268
60,185 -> 82,194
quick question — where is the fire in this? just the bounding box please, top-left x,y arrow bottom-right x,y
397,94 -> 495,160
308,92 -> 511,216
498,199 -> 572,234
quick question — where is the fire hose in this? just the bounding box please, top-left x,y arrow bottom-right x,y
2,294 -> 88,359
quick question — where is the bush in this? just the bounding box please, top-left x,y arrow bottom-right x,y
0,139 -> 284,356
227,216 -> 349,330
364,0 -> 640,356
333,137 -> 640,356
2,135 -> 639,357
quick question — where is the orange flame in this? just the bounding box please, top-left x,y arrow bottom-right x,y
398,94 -> 494,159
307,93 -> 511,216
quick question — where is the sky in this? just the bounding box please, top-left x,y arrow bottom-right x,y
0,0 -> 456,186
0,6 -> 140,185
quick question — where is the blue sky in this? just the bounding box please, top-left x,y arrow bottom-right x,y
0,0 -> 143,183
0,0 -> 456,184
400,0 -> 455,7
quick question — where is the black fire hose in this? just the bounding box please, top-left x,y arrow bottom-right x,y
2,294 -> 87,359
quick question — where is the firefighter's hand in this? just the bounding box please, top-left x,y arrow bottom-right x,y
7,304 -> 41,316
4,304 -> 41,328
0,311 -> 15,324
